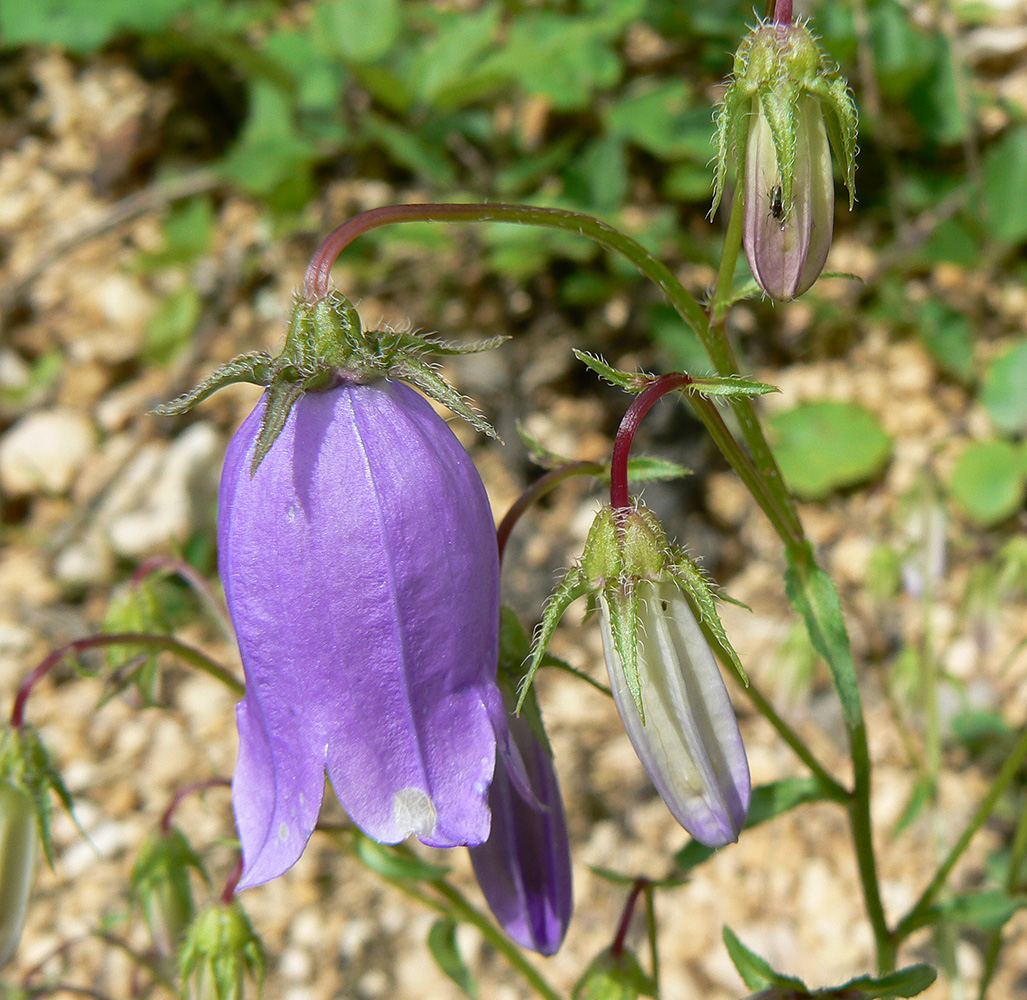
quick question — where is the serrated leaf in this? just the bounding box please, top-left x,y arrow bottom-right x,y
350,832 -> 450,883
516,422 -> 573,470
785,553 -> 863,735
573,349 -> 649,390
891,773 -> 934,838
671,559 -> 747,685
622,456 -> 692,483
427,919 -> 477,998
687,375 -> 779,397
722,926 -> 807,992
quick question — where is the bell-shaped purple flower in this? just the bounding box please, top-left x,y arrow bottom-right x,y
469,711 -> 572,956
219,378 -> 500,889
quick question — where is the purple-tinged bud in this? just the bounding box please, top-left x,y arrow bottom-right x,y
469,711 -> 572,956
219,378 -> 501,889
598,581 -> 750,847
0,781 -> 37,969
744,94 -> 834,301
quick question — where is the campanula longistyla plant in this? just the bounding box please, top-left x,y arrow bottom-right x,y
521,504 -> 750,847
157,291 -> 508,888
469,610 -> 572,955
711,18 -> 858,300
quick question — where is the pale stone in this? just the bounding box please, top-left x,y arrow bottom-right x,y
0,407 -> 95,496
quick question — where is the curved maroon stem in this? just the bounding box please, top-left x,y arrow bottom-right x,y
496,461 -> 603,564
610,878 -> 650,958
773,0 -> 793,24
221,856 -> 244,904
160,777 -> 232,834
11,632 -> 240,728
609,373 -> 691,510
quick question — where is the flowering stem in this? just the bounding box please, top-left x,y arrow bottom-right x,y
303,202 -> 707,334
892,722 -> 1027,946
610,878 -> 649,958
372,866 -> 562,1000
160,777 -> 231,834
610,375 -> 690,509
11,633 -> 243,727
772,0 -> 793,24
497,461 -> 603,562
711,174 -> 748,321
644,885 -> 660,998
221,857 -> 243,905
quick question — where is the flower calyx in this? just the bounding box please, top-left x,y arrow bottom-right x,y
154,289 -> 506,472
712,19 -> 857,219
519,503 -> 745,723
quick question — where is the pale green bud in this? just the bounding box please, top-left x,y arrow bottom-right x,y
0,782 -> 38,969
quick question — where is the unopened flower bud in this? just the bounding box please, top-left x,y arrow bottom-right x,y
0,781 -> 38,969
712,18 -> 858,300
179,902 -> 264,1000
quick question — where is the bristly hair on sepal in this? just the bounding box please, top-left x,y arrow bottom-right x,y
152,289 -> 507,474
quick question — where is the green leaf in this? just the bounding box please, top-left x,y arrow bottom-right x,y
314,0 -> 401,64
427,919 -> 477,998
927,890 -> 1027,932
916,300 -> 975,383
0,0 -> 193,51
623,456 -> 691,483
836,964 -> 937,998
144,285 -> 202,365
769,400 -> 892,499
947,439 -> 1026,526
983,126 -> 1027,245
688,374 -> 779,398
982,340 -> 1027,435
785,553 -> 864,735
722,927 -> 806,992
405,6 -> 499,105
675,777 -> 835,871
350,832 -> 450,883
891,773 -> 933,838
135,197 -> 215,272
573,349 -> 648,390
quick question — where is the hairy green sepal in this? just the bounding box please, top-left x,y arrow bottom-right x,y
711,18 -> 858,218
154,291 -> 506,472
519,503 -> 742,723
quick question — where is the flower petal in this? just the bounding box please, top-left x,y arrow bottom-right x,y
469,714 -> 572,955
220,379 -> 500,886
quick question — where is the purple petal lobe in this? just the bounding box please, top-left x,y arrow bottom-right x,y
219,379 -> 500,887
469,714 -> 572,956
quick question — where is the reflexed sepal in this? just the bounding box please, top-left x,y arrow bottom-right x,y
0,724 -> 74,868
671,559 -> 747,685
154,290 -> 505,472
517,568 -> 590,714
179,901 -> 265,1000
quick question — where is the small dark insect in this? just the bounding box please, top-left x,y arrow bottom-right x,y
769,183 -> 785,221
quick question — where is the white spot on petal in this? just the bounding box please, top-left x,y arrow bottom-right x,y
278,822 -> 289,842
391,787 -> 437,838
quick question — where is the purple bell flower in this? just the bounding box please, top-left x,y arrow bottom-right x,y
469,710 -> 572,956
218,378 -> 501,889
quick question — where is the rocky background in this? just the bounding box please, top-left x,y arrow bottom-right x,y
3,1 -> 1027,998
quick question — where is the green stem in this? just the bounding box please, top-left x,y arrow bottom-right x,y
432,881 -> 564,1000
894,723 -> 1027,943
645,885 -> 660,999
